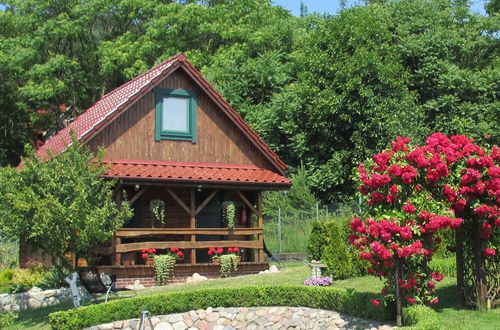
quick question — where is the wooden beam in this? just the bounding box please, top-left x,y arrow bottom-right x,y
190,189 -> 196,264
115,228 -> 263,237
235,190 -> 257,214
257,191 -> 264,262
128,187 -> 147,205
116,240 -> 261,253
108,180 -> 290,191
165,188 -> 191,215
114,237 -> 122,265
195,189 -> 219,216
113,179 -> 123,209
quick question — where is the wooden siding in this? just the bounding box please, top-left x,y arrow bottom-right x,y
86,69 -> 275,170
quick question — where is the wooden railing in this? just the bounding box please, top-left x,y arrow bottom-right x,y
112,227 -> 263,265
115,228 -> 262,237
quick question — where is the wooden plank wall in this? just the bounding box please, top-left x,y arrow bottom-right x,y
86,69 -> 275,171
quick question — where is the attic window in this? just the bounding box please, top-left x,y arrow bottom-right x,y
154,88 -> 196,143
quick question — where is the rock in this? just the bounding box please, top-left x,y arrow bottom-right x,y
169,314 -> 183,323
27,287 -> 42,293
189,310 -> 198,322
155,322 -> 174,330
268,265 -> 279,273
206,312 -> 219,322
43,289 -> 56,298
190,273 -> 208,282
113,320 -> 123,328
172,321 -> 187,330
125,280 -> 145,290
98,323 -> 114,330
197,320 -> 208,330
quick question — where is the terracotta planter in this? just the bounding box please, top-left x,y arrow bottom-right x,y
146,258 -> 154,265
77,258 -> 88,267
212,257 -> 220,264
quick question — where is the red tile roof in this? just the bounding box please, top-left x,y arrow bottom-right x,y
35,53 -> 287,175
102,160 -> 291,187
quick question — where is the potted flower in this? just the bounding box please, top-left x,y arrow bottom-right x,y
168,247 -> 184,262
141,248 -> 157,265
208,247 -> 224,264
227,247 -> 241,263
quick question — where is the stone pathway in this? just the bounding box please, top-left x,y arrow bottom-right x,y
92,306 -> 396,330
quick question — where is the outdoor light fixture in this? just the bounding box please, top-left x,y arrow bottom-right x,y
197,185 -> 202,192
134,184 -> 140,190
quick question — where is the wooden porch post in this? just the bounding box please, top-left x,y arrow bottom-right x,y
257,191 -> 264,263
190,189 -> 196,264
114,237 -> 121,266
113,181 -> 122,266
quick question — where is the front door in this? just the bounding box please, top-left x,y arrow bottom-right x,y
195,190 -> 224,263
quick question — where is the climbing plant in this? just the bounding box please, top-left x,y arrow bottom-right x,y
350,133 -> 498,313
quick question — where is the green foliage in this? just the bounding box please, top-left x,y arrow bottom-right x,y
403,304 -> 442,329
0,269 -> 13,283
0,0 -> 498,205
306,221 -> 327,261
219,254 -> 238,277
306,219 -> 367,278
264,165 -> 318,219
0,238 -> 18,270
48,285 -> 391,329
429,257 -> 456,278
0,265 -> 62,293
221,201 -> 236,229
0,311 -> 18,328
0,140 -> 132,273
153,255 -> 176,286
322,220 -> 368,279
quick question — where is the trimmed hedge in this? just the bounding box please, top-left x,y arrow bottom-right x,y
48,285 -> 393,329
403,304 -> 443,330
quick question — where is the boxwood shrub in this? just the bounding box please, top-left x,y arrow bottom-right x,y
49,285 -> 393,329
307,219 -> 368,279
402,304 -> 442,329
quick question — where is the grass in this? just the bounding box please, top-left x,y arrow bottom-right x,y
4,263 -> 499,329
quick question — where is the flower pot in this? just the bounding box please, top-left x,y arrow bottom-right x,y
212,257 -> 220,264
146,258 -> 154,266
77,258 -> 88,267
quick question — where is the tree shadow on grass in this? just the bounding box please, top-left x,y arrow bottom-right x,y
432,282 -> 479,312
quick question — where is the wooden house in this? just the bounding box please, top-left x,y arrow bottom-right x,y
28,54 -> 291,286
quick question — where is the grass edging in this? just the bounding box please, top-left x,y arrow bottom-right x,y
48,285 -> 391,329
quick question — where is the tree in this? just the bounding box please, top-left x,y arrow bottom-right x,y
350,133 -> 498,315
0,138 -> 132,273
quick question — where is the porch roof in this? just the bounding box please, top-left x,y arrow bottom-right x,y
101,159 -> 291,188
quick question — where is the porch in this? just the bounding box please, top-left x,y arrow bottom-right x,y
95,160 -> 290,280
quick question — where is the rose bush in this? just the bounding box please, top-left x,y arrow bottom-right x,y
351,133 -> 499,306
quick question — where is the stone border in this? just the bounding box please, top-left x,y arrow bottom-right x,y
0,286 -> 84,312
92,306 -> 396,330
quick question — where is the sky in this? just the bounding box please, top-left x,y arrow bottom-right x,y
0,1 -> 489,16
272,0 -> 487,15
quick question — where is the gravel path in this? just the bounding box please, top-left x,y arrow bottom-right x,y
92,306 -> 396,330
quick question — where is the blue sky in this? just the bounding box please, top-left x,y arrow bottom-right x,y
273,0 -> 487,15
0,1 -> 488,15
0,0 -> 492,16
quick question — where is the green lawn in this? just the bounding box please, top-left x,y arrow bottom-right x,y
4,264 -> 499,329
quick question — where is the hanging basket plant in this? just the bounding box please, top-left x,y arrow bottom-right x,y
222,201 -> 236,229
149,199 -> 166,227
